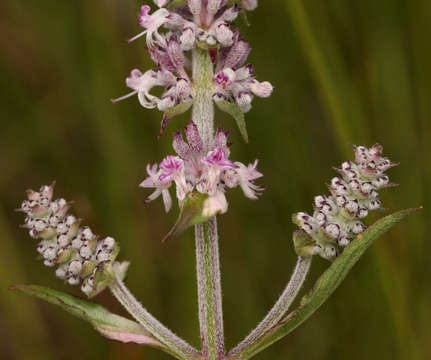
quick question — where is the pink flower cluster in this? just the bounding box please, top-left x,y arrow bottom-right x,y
213,43 -> 273,113
113,1 -> 272,119
140,121 -> 263,213
293,144 -> 398,260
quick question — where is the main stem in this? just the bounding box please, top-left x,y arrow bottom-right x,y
192,48 -> 225,359
192,48 -> 215,152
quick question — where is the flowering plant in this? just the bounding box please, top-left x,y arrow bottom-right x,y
11,1 -> 419,359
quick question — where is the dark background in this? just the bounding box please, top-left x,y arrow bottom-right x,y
1,1 -> 430,359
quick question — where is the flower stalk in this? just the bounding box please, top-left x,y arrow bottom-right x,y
109,271 -> 201,360
192,45 -> 225,359
228,256 -> 312,358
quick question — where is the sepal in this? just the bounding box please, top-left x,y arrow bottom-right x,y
293,230 -> 316,258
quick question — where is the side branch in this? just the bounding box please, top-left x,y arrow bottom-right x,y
228,256 -> 312,358
109,274 -> 201,360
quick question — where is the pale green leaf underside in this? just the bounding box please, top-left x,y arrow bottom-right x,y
9,285 -> 168,351
237,208 -> 420,359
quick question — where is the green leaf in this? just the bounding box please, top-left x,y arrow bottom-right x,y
164,101 -> 193,120
159,102 -> 193,139
163,192 -> 217,243
9,284 -> 170,352
167,0 -> 187,9
236,208 -> 421,359
215,100 -> 249,143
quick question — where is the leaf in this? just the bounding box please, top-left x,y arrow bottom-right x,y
9,284 -> 168,351
159,102 -> 193,139
167,0 -> 187,9
215,100 -> 248,143
236,208 -> 421,359
163,192 -> 212,243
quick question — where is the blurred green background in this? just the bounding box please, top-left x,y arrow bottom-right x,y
1,0 -> 430,359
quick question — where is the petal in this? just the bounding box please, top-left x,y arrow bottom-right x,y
162,189 -> 172,212
139,176 -> 156,188
203,191 -> 228,217
138,91 -> 157,109
172,130 -> 191,159
145,189 -> 162,202
185,121 -> 203,154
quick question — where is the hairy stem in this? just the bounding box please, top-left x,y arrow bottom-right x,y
195,218 -> 225,359
228,256 -> 312,358
192,48 -> 224,359
109,274 -> 201,360
192,47 -> 215,152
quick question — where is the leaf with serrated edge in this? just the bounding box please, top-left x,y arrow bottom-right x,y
233,208 -> 420,359
9,285 -> 169,352
215,100 -> 249,143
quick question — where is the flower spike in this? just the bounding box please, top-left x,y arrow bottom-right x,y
19,183 -> 126,298
140,121 -> 263,213
112,1 -> 272,135
293,144 -> 398,260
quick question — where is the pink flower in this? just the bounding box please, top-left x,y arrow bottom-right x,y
213,36 -> 273,113
233,160 -> 263,199
129,6 -> 170,45
140,164 -> 174,212
112,68 -> 192,113
140,122 -> 263,212
202,149 -> 235,195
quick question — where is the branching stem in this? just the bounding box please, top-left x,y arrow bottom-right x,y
228,256 -> 312,358
109,274 -> 201,360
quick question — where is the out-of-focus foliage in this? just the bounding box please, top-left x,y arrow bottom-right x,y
0,1 -> 429,359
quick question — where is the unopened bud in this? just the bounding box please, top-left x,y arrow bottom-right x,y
18,184 -> 127,298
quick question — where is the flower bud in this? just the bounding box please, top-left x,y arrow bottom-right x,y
292,144 -> 398,261
19,183 -> 126,298
215,23 -> 234,46
241,0 -> 258,11
180,26 -> 196,50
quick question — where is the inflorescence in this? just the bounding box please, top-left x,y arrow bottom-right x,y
19,183 -> 121,297
112,0 -> 272,128
293,144 -> 398,260
140,120 -> 263,214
